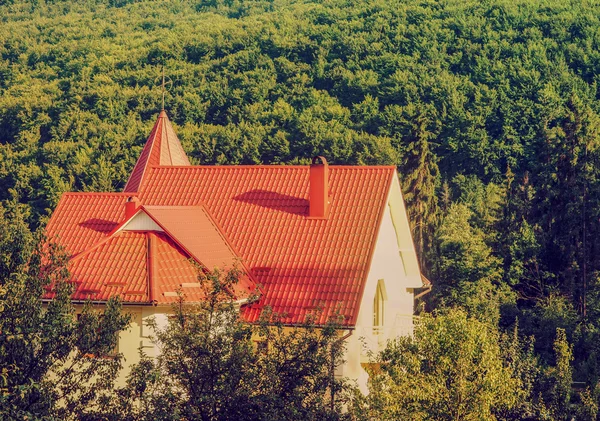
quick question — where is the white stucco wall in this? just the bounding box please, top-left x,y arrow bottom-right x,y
341,172 -> 421,393
113,305 -> 170,385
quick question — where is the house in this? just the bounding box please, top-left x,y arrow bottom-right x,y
45,110 -> 427,391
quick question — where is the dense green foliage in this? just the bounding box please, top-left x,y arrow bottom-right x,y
4,0 -> 600,417
356,310 -> 600,421
100,268 -> 349,421
355,309 -> 524,420
0,204 -> 130,420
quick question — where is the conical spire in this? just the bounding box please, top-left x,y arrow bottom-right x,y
124,111 -> 191,193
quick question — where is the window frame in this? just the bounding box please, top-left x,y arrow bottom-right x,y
373,279 -> 387,328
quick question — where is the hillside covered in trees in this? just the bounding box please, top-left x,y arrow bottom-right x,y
3,0 -> 600,417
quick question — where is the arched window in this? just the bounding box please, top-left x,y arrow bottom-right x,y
373,279 -> 386,327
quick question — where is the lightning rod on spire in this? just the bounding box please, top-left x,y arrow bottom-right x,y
161,65 -> 165,111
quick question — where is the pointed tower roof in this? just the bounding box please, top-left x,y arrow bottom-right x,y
124,111 -> 191,193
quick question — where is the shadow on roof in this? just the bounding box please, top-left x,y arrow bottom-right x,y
79,218 -> 119,233
233,190 -> 308,216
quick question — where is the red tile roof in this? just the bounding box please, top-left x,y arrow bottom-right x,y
45,193 -> 130,256
142,206 -> 241,272
137,166 -> 395,325
47,164 -> 396,325
46,202 -> 255,304
151,232 -> 207,302
69,231 -> 149,302
65,231 -> 212,304
123,111 -> 190,193
140,205 -> 255,297
46,110 -> 402,326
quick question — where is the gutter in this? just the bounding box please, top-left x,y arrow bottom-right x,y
414,274 -> 433,300
41,299 -> 158,307
414,284 -> 432,300
43,294 -> 256,308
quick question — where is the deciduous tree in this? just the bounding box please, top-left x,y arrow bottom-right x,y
0,203 -> 130,420
102,267 -> 350,421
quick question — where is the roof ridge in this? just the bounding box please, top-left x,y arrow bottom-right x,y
143,205 -> 207,209
70,229 -> 132,262
141,205 -> 228,265
147,165 -> 398,170
163,116 -> 174,164
61,192 -> 132,196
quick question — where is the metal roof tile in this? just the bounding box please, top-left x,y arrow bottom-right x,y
47,160 -> 396,325
139,165 -> 394,326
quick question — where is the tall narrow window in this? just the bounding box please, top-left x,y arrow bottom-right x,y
373,279 -> 386,327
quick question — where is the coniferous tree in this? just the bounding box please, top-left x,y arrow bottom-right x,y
533,92 -> 600,317
393,102 -> 440,272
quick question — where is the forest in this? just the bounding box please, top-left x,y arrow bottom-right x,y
2,0 -> 600,418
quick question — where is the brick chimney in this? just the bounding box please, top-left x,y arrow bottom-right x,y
309,156 -> 329,219
125,196 -> 141,220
